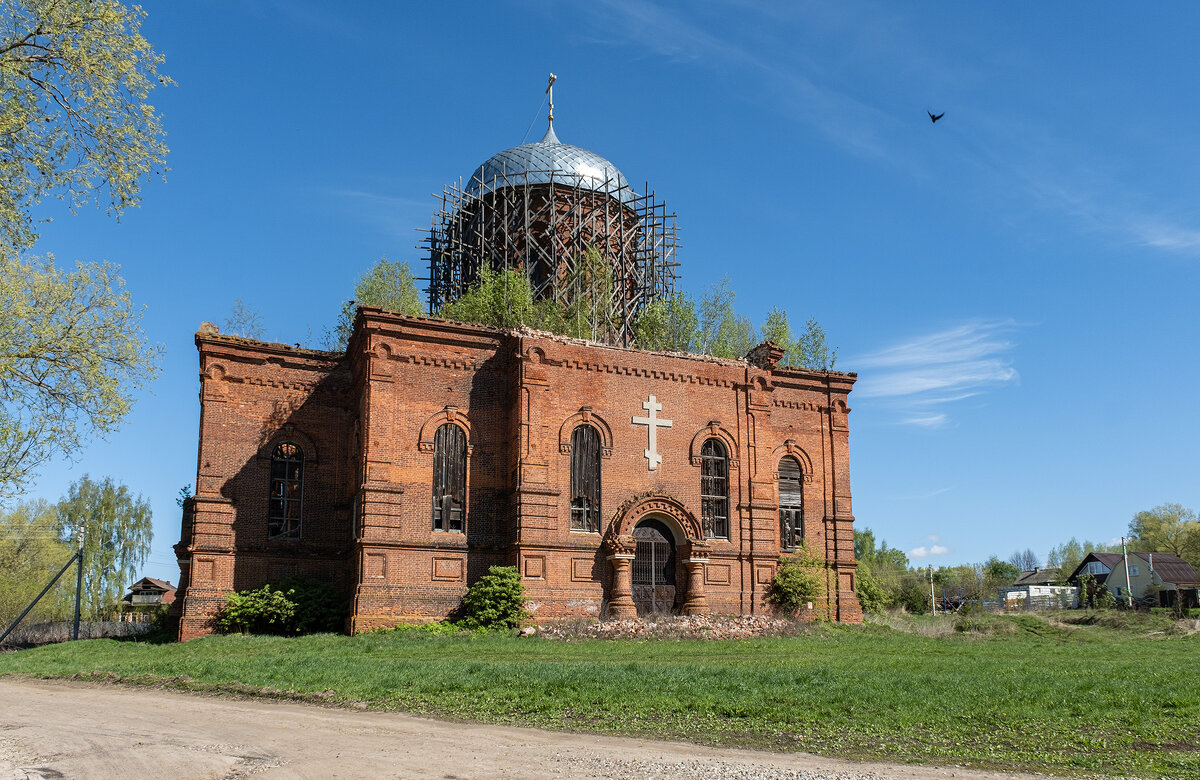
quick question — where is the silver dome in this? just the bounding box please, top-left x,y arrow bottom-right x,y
465,126 -> 636,204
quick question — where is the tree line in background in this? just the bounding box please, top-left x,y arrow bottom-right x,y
0,475 -> 152,628
854,502 -> 1200,614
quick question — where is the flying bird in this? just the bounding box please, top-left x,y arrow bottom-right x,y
928,111 -> 945,123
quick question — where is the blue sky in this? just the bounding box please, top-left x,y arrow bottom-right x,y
23,1 -> 1200,580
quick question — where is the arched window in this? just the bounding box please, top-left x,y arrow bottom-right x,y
779,456 -> 803,550
269,442 -> 303,539
570,424 -> 602,533
700,438 -> 729,539
432,423 -> 467,532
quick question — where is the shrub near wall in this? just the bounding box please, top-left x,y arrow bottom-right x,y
215,577 -> 347,635
768,544 -> 827,616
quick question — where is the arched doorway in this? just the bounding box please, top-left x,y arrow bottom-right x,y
632,518 -> 676,615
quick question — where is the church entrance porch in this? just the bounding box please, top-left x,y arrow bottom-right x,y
631,519 -> 676,615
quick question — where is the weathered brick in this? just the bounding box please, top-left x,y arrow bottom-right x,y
173,312 -> 861,638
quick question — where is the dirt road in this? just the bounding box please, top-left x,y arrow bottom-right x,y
0,678 -> 1065,779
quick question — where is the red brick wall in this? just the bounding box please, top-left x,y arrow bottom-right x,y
175,314 -> 861,639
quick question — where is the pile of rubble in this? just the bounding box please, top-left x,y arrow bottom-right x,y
535,613 -> 808,641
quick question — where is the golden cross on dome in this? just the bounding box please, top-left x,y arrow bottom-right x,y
546,73 -> 557,129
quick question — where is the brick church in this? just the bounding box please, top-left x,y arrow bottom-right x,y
173,89 -> 861,639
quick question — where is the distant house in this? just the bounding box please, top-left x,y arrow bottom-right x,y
1067,553 -> 1199,608
120,577 -> 176,622
999,567 -> 1077,609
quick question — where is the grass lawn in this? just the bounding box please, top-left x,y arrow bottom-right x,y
1,613 -> 1197,778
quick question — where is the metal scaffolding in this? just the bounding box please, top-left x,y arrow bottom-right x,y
421,169 -> 679,347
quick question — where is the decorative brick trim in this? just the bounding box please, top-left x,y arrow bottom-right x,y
557,407 -> 614,458
770,439 -> 814,483
417,406 -> 474,454
687,421 -> 740,470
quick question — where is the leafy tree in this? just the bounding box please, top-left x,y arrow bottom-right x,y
852,528 -> 910,609
794,317 -> 838,370
1128,503 -> 1200,568
54,475 -> 151,619
437,266 -> 562,333
1008,548 -> 1041,572
330,258 -> 424,349
1046,537 -> 1121,582
854,560 -> 887,614
223,299 -> 265,340
696,278 -> 757,360
0,498 -> 72,625
0,257 -> 159,499
0,0 -> 167,497
0,0 -> 169,255
983,555 -> 1020,587
633,293 -> 699,352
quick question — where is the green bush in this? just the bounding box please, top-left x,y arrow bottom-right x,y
460,566 -> 528,629
278,576 -> 347,634
855,560 -> 887,614
214,577 -> 346,636
215,585 -> 295,635
767,544 -> 827,615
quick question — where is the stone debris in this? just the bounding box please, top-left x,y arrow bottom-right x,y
558,756 -> 893,779
537,614 -> 807,641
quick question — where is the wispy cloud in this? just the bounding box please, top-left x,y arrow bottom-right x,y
331,189 -> 430,239
587,0 -> 893,159
909,544 -> 949,559
851,320 -> 1020,426
587,1 -> 1200,259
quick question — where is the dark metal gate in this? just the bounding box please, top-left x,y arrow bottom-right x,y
631,520 -> 676,615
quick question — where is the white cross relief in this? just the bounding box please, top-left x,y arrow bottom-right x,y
632,394 -> 673,471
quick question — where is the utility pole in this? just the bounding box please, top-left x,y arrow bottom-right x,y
1121,536 -> 1134,610
929,565 -> 936,616
73,524 -> 84,641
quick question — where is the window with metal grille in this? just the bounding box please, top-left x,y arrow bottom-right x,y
700,438 -> 729,539
570,424 -> 601,532
432,424 -> 466,532
268,442 -> 303,539
779,456 -> 803,550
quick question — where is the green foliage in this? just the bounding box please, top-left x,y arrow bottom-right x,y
1128,502 -> 1200,569
767,544 -> 827,614
54,475 -> 151,619
1046,537 -> 1122,582
760,308 -> 838,370
633,293 -> 699,352
0,498 -> 72,624
854,560 -> 887,614
223,299 -> 265,340
0,257 -> 161,499
792,317 -> 838,370
215,585 -> 296,635
215,577 -> 346,635
696,277 -> 757,359
557,246 -> 619,342
0,0 -> 170,254
852,528 -> 911,610
438,266 -> 560,333
330,258 -> 425,349
277,576 -> 347,635
983,555 -> 1021,586
459,565 -> 528,629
